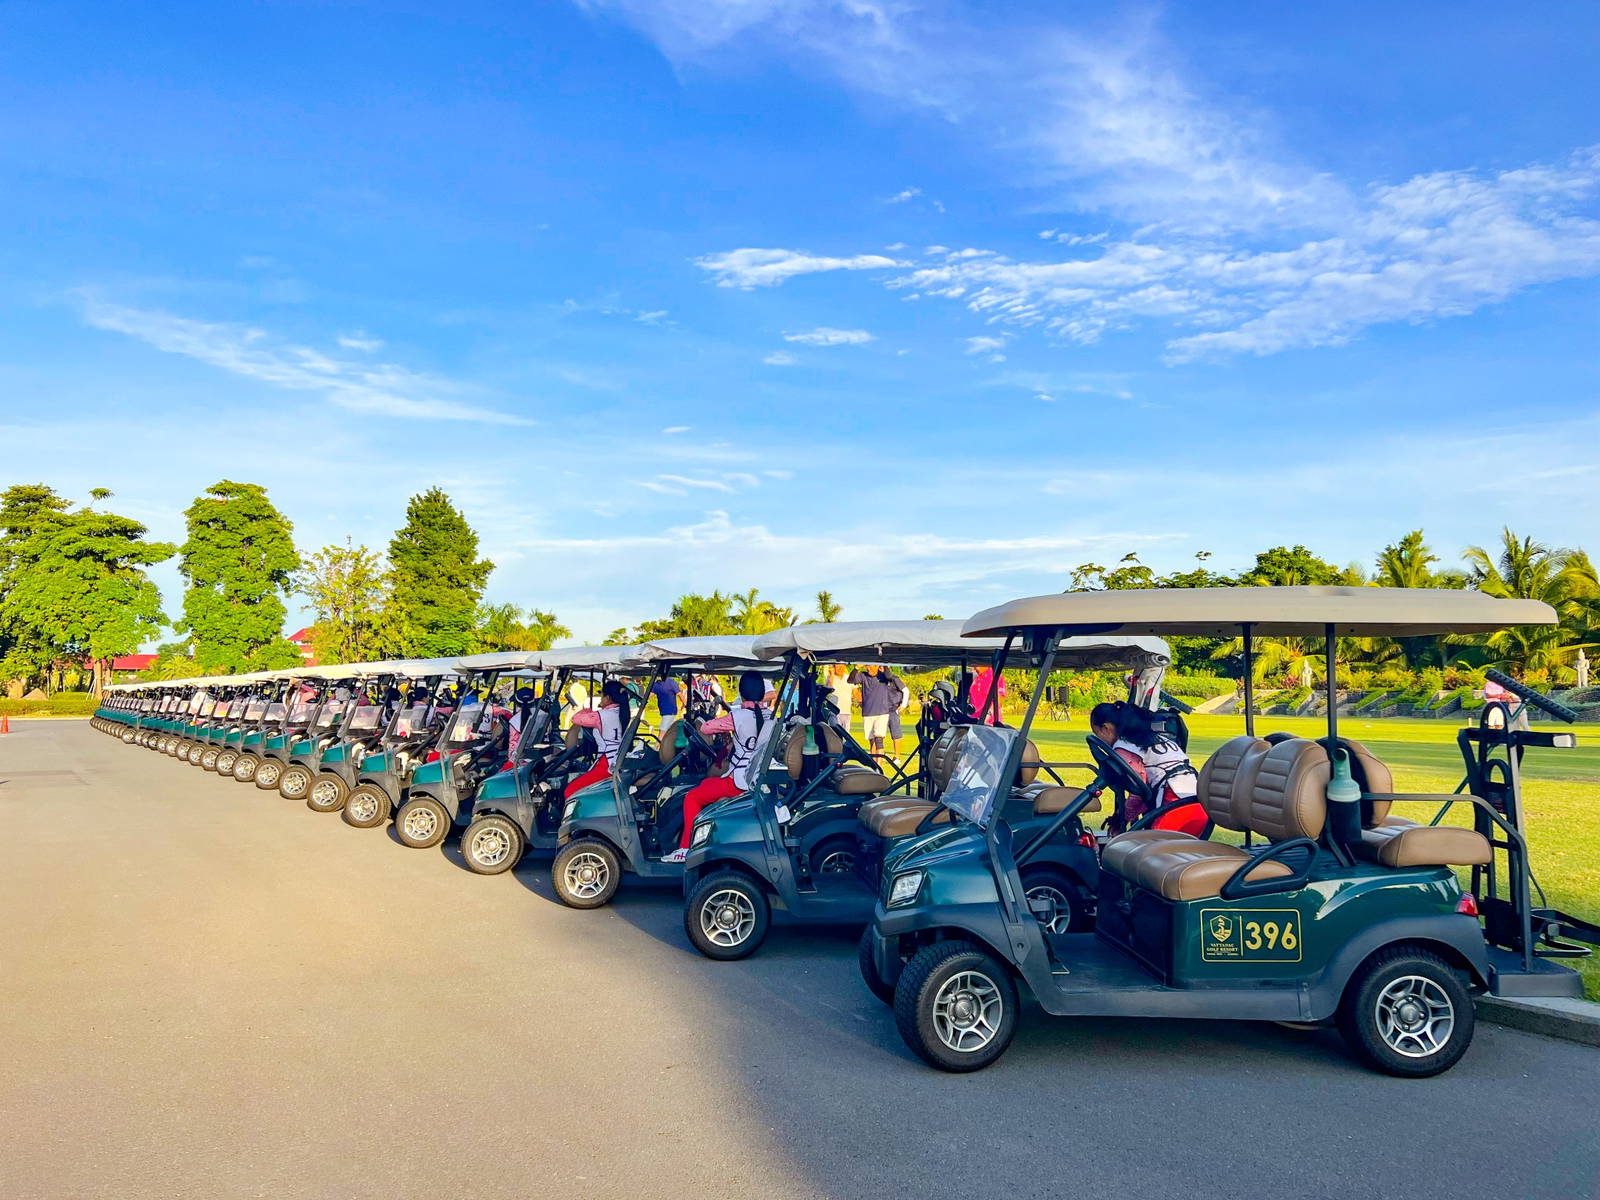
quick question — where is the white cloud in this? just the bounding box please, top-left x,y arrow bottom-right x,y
763,468 -> 795,480
964,335 -> 1008,355
336,331 -> 384,352
696,247 -> 905,288
763,350 -> 798,366
79,296 -> 532,424
661,425 -> 691,434
634,309 -> 670,325
886,187 -> 921,203
783,326 -> 875,346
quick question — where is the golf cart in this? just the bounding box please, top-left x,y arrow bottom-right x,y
268,666 -> 391,793
206,675 -> 289,773
358,655 -> 538,842
865,586 -> 1600,1075
305,657 -> 461,814
680,621 -> 1172,960
187,678 -> 260,765
551,635 -> 770,909
459,645 -> 647,874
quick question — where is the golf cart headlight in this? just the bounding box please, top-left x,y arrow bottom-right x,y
562,800 -> 578,821
690,821 -> 713,849
888,871 -> 924,907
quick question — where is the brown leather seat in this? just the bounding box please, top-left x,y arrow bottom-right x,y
835,765 -> 893,795
1357,822 -> 1490,867
861,799 -> 952,838
1101,734 -> 1267,880
1110,737 -> 1324,902
1019,782 -> 1097,816
783,724 -> 843,778
858,726 -> 967,833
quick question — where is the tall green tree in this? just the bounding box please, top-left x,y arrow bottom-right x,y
471,604 -> 571,652
1,492 -> 173,693
296,540 -> 390,665
814,590 -> 842,624
1458,528 -> 1598,676
178,480 -> 300,672
386,488 -> 493,657
0,484 -> 73,687
1240,545 -> 1340,587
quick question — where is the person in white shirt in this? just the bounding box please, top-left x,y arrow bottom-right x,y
664,672 -> 771,862
563,680 -> 631,799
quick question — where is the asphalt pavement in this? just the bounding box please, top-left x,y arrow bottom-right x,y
3,721 -> 1598,1200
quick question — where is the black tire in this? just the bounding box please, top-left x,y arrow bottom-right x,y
552,837 -> 622,909
395,797 -> 452,849
306,773 -> 348,813
461,815 -> 526,875
215,749 -> 238,776
200,747 -> 222,772
342,783 -> 391,828
858,927 -> 896,1005
1020,866 -> 1093,934
1337,947 -> 1475,1077
277,765 -> 311,800
809,835 -> 857,878
253,758 -> 284,790
186,742 -> 206,765
684,872 -> 771,960
893,940 -> 1019,1072
232,753 -> 260,783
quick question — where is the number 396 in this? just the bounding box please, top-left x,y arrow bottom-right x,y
1244,920 -> 1297,951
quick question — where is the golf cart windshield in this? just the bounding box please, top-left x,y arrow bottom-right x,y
244,699 -> 267,720
447,700 -> 485,744
393,704 -> 431,737
287,696 -> 315,723
942,725 -> 1018,829
347,704 -> 382,733
316,699 -> 348,728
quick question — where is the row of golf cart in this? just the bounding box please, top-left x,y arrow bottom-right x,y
93,586 -> 1600,1075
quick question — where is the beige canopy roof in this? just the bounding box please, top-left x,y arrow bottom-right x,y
964,586 -> 1558,639
752,619 -> 1170,671
624,635 -> 767,670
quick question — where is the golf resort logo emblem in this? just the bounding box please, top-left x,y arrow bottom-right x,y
1208,913 -> 1233,945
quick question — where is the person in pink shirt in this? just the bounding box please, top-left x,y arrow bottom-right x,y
664,672 -> 771,862
968,666 -> 1007,725
564,680 -> 632,799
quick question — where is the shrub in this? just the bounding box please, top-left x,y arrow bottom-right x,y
1164,674 -> 1235,700
0,693 -> 99,717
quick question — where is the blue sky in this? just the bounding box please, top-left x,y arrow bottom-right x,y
2,0 -> 1598,642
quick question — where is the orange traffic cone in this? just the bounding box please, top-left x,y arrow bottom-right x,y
1,716 -> 9,734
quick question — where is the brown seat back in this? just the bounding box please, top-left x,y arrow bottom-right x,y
1340,738 -> 1395,822
564,724 -> 583,750
924,726 -> 969,793
1241,739 -> 1328,842
1194,735 -> 1269,832
658,720 -> 682,764
1015,739 -> 1042,787
783,723 -> 843,780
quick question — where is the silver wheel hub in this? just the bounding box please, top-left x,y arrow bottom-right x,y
817,850 -> 854,875
1025,884 -> 1072,935
931,970 -> 1004,1054
281,772 -> 307,797
1375,974 -> 1454,1058
565,853 -> 609,899
472,827 -> 512,866
350,795 -> 377,821
700,888 -> 756,947
403,807 -> 439,841
311,781 -> 339,806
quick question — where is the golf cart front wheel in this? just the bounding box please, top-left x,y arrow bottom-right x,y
201,747 -> 221,771
858,927 -> 896,1005
253,760 -> 283,790
462,816 -> 525,875
187,743 -> 206,765
395,797 -> 451,849
1338,947 -> 1474,1077
306,773 -> 348,813
278,766 -> 312,800
232,754 -> 260,783
215,750 -> 238,776
684,872 -> 771,960
894,940 -> 1018,1072
552,838 -> 621,909
342,783 -> 391,828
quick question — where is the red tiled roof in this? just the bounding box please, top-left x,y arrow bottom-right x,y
288,627 -> 315,644
112,654 -> 158,671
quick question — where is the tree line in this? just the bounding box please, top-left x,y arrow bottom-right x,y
0,480 -> 556,693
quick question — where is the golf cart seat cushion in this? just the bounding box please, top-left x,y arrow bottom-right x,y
1015,739 -> 1043,786
834,765 -> 893,795
1340,738 -> 1397,820
1239,738 -> 1328,842
659,720 -> 684,765
924,726 -> 970,793
564,724 -> 584,750
1021,782 -> 1097,815
1099,828 -> 1203,877
1198,735 -> 1272,831
1120,840 -> 1294,901
1356,821 -> 1490,867
783,724 -> 844,779
860,799 -> 949,838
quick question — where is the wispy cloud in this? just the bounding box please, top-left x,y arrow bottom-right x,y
783,326 -> 875,346
696,247 -> 905,288
763,350 -> 798,366
336,330 -> 384,352
661,425 -> 691,434
886,187 -> 921,204
79,295 -> 533,424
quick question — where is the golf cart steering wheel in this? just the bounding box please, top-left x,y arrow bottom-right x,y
1085,735 -> 1154,829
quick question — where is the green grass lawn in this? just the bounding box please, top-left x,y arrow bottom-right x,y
1025,712 -> 1600,998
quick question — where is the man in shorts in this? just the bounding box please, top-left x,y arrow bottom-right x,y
849,665 -> 897,756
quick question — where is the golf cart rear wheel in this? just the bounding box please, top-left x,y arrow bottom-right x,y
552,838 -> 621,909
1338,947 -> 1474,1077
278,765 -> 311,800
1020,866 -> 1092,935
894,940 -> 1018,1073
342,783 -> 391,828
462,815 -> 525,875
684,872 -> 771,960
232,754 -> 260,783
215,750 -> 238,776
395,797 -> 451,849
253,759 -> 283,790
187,743 -> 206,765
201,747 -> 221,771
809,835 -> 857,878
306,773 -> 349,813
858,927 -> 896,1005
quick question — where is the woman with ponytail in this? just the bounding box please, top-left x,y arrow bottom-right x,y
663,671 -> 772,862
564,678 -> 633,800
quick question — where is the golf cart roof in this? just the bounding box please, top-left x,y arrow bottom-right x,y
447,651 -> 560,676
753,619 -> 1171,671
625,635 -> 767,671
353,656 -> 463,679
460,644 -> 649,673
964,586 -> 1559,639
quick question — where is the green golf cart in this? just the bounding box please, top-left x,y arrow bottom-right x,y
865,586 -> 1600,1076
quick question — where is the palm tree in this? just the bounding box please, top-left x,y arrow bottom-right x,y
1456,528 -> 1597,676
814,590 -> 842,624
520,609 -> 571,651
1375,531 -> 1437,589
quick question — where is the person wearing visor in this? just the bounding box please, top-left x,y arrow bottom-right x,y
662,672 -> 771,863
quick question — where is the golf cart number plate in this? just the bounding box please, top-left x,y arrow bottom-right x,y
1199,908 -> 1302,963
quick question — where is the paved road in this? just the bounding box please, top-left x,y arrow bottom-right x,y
3,722 -> 1598,1200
